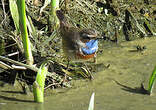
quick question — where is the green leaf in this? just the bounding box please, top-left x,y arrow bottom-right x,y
148,66 -> 156,95
36,64 -> 48,92
9,0 -> 20,33
33,64 -> 48,103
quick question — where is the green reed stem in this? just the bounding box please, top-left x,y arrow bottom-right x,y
33,64 -> 48,103
17,0 -> 34,65
50,0 -> 60,28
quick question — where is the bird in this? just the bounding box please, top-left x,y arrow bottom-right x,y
56,10 -> 98,62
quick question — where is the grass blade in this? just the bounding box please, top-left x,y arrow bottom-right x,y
148,66 -> 156,95
39,0 -> 51,15
88,92 -> 95,110
9,0 -> 20,33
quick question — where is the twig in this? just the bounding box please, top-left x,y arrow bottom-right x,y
44,83 -> 61,90
127,9 -> 147,36
0,56 -> 38,72
7,51 -> 19,57
84,63 -> 94,80
0,61 -> 13,69
1,0 -> 7,25
0,56 -> 61,81
11,65 -> 27,70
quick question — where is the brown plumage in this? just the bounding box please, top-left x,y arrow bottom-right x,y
56,10 -> 98,60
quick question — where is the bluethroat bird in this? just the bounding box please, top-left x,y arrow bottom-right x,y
56,10 -> 98,62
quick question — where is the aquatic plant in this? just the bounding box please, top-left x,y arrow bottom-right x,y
147,66 -> 156,95
50,0 -> 60,28
16,0 -> 34,65
51,0 -> 59,16
9,0 -> 20,34
39,0 -> 59,29
88,92 -> 95,110
33,64 -> 48,103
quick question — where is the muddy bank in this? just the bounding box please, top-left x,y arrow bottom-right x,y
0,37 -> 156,110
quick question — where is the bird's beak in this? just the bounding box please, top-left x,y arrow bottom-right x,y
96,36 -> 105,40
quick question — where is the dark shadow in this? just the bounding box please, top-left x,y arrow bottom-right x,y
128,50 -> 140,52
113,79 -> 149,95
1,90 -> 24,94
0,95 -> 34,103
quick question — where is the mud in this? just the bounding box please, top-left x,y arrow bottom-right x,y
1,37 -> 156,110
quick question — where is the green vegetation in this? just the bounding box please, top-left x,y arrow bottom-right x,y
148,66 -> 156,95
9,0 -> 20,33
17,0 -> 34,65
50,0 -> 60,28
33,64 -> 48,103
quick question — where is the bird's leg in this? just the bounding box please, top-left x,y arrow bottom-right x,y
93,53 -> 97,64
66,57 -> 70,69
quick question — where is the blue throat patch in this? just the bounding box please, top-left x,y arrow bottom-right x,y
82,40 -> 98,55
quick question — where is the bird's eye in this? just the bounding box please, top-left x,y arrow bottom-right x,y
82,34 -> 91,39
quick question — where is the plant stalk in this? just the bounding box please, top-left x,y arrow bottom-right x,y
50,0 -> 60,28
17,0 -> 34,65
33,64 -> 48,103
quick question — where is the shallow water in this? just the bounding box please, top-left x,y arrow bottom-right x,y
1,37 -> 156,110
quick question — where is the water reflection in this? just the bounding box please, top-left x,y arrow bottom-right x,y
35,104 -> 44,110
